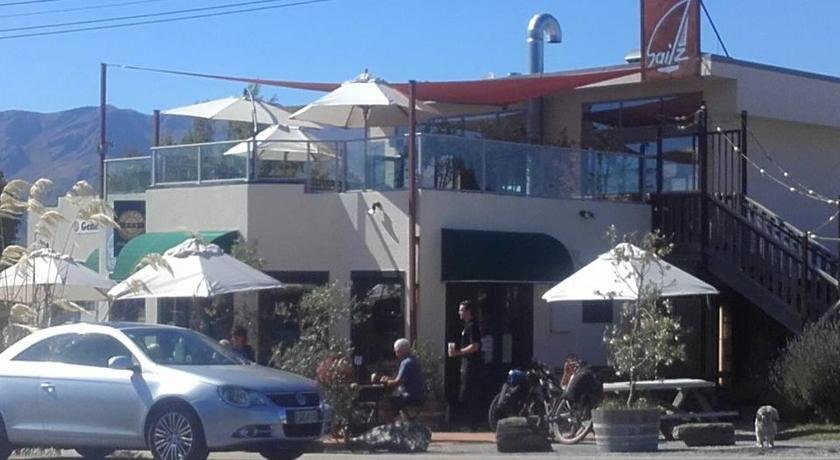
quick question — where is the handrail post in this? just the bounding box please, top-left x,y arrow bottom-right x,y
698,102 -> 709,264
740,110 -> 748,197
836,195 -> 840,303
150,149 -> 157,187
802,232 -> 810,320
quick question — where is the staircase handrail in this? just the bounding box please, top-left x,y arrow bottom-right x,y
739,195 -> 838,273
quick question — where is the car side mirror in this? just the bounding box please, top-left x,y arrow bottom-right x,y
108,355 -> 140,372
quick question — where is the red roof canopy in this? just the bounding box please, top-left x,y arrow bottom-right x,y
120,64 -> 639,106
249,67 -> 639,105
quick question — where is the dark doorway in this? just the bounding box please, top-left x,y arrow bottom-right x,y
444,283 -> 534,418
351,271 -> 405,373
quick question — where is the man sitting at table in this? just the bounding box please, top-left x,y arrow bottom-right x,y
380,338 -> 426,419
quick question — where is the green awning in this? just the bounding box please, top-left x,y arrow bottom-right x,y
112,231 -> 240,281
441,228 -> 573,282
83,249 -> 99,272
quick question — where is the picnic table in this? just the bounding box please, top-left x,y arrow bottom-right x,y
602,378 -> 739,438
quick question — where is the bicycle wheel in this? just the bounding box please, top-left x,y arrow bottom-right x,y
551,399 -> 593,445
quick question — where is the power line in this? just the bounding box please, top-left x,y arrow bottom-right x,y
0,0 -> 329,40
0,0 -> 164,19
0,0 -> 303,33
0,0 -> 59,7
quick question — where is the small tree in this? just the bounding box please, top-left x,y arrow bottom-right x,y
602,226 -> 686,406
270,283 -> 367,430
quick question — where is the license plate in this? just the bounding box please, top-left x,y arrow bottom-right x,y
290,409 -> 319,424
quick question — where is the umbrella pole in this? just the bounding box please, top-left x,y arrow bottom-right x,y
245,87 -> 259,181
363,107 -> 369,190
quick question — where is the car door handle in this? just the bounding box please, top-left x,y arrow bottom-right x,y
40,383 -> 55,393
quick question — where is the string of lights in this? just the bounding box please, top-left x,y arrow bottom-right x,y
809,210 -> 840,235
746,128 -> 834,204
715,126 -> 837,205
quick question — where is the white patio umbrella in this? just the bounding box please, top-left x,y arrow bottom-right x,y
541,243 -> 718,302
108,238 -> 283,300
223,125 -> 340,161
163,96 -> 319,128
289,71 -> 439,129
0,248 -> 115,302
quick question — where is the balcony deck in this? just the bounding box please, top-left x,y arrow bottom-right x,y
104,134 -> 652,202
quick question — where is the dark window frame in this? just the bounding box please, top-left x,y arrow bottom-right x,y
582,300 -> 613,324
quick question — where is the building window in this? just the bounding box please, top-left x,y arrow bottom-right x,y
582,300 -> 613,323
258,271 -> 330,359
158,295 -> 233,340
111,299 -> 145,322
351,271 -> 405,368
582,93 -> 703,194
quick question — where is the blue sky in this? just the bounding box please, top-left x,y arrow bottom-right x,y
1,0 -> 839,114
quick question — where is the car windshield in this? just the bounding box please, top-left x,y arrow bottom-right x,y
122,327 -> 243,366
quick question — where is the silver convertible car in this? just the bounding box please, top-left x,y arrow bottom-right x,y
0,322 -> 331,460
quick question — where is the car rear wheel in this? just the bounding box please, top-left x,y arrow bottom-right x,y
0,418 -> 12,460
75,448 -> 114,459
147,406 -> 208,460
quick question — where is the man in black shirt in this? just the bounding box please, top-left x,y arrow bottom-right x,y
447,300 -> 482,429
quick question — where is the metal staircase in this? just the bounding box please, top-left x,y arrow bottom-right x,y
651,111 -> 838,333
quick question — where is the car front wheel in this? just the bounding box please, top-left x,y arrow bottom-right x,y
147,406 -> 208,460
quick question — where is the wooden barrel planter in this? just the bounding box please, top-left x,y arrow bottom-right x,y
592,408 -> 660,452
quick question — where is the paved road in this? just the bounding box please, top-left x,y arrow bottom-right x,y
16,440 -> 840,460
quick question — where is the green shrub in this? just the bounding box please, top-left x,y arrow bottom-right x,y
413,341 -> 445,401
270,283 -> 367,429
772,319 -> 840,423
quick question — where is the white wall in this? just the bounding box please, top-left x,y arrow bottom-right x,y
416,190 -> 651,369
709,58 -> 840,129
144,183 -> 410,338
744,117 -> 840,235
143,183 -> 651,369
26,196 -> 106,264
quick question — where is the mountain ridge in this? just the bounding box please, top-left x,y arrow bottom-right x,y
0,105 -> 191,194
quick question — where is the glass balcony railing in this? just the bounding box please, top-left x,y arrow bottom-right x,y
104,156 -> 152,195
104,134 -> 651,201
153,141 -> 247,184
416,134 -> 644,200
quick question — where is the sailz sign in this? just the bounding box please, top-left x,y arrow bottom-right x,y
641,0 -> 700,80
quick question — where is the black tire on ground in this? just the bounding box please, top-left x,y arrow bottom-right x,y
146,404 -> 208,460
0,417 -> 12,460
75,448 -> 115,459
259,449 -> 305,460
495,417 -> 552,453
487,393 -> 502,431
660,420 -> 676,440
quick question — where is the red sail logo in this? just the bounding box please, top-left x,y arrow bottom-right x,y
642,0 -> 700,80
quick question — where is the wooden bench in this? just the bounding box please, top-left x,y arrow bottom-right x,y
602,379 -> 738,438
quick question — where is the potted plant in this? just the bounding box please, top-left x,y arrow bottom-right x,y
592,227 -> 686,452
